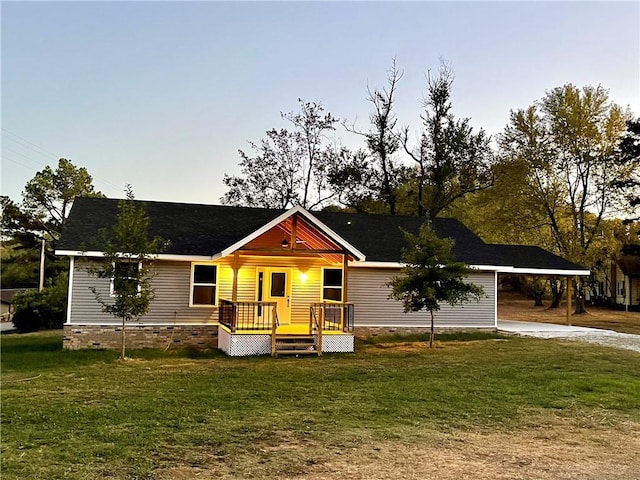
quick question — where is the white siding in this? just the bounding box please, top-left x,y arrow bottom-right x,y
70,258 -> 498,328
71,259 -> 216,324
70,256 -> 337,325
348,267 -> 496,328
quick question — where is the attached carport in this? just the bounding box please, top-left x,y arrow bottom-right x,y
492,244 -> 591,325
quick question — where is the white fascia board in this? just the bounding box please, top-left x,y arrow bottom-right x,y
350,262 -> 501,271
349,262 -> 588,276
217,205 -> 367,261
350,261 -> 403,268
55,250 -> 213,262
504,267 -> 591,276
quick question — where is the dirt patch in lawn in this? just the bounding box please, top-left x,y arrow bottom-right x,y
498,290 -> 640,335
154,419 -> 640,480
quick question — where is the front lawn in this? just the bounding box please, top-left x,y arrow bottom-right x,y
2,331 -> 639,479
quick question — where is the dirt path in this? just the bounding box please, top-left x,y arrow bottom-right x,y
156,419 -> 640,480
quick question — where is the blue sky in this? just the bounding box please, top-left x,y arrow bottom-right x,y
2,1 -> 638,205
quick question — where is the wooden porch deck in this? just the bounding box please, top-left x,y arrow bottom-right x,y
217,300 -> 355,356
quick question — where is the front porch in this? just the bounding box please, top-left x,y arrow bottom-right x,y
217,300 -> 355,356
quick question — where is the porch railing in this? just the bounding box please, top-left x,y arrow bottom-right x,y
218,299 -> 279,332
309,302 -> 355,334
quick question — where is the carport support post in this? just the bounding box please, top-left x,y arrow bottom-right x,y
566,276 -> 572,326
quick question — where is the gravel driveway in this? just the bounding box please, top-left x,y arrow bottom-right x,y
498,319 -> 640,353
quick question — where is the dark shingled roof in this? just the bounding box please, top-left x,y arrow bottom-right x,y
57,197 -> 587,272
312,211 -> 501,265
493,244 -> 587,272
57,198 -> 287,257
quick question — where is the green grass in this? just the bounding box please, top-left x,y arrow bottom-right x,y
358,330 -> 506,344
1,331 -> 639,479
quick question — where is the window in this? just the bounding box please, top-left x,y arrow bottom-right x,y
191,264 -> 217,306
110,261 -> 140,297
322,268 -> 343,302
270,272 -> 286,297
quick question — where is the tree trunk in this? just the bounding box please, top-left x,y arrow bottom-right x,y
549,279 -> 564,308
533,292 -> 544,307
574,278 -> 587,314
429,310 -> 435,348
121,316 -> 126,359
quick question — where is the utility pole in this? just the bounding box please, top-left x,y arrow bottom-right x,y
39,238 -> 45,292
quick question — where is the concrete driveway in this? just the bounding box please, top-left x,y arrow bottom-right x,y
498,319 -> 640,353
0,322 -> 16,333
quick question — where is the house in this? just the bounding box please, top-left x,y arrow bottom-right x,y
1,288 -> 34,322
589,245 -> 640,311
55,197 -> 590,355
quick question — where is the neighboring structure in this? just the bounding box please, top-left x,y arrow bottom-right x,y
589,245 -> 640,311
0,288 -> 34,322
55,198 -> 590,355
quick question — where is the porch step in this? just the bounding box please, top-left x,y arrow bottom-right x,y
274,334 -> 318,356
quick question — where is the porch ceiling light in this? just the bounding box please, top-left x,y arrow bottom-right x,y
281,238 -> 289,248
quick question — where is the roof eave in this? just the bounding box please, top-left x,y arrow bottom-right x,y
55,250 -> 215,262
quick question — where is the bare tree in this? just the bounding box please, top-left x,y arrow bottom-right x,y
222,99 -> 339,210
401,61 -> 494,217
345,58 -> 407,215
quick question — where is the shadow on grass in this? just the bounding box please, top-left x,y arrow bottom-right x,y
1,331 -> 227,373
358,331 -> 507,345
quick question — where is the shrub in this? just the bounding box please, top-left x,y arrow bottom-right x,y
12,273 -> 67,332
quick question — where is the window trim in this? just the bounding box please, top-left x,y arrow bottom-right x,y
189,263 -> 218,307
321,267 -> 343,303
109,261 -> 142,297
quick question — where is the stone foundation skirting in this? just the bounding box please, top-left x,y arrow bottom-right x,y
355,326 -> 496,338
63,324 -> 219,350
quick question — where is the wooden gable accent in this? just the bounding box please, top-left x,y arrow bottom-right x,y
239,213 -> 354,263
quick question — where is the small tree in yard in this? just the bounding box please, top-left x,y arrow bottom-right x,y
88,186 -> 165,358
389,222 -> 484,348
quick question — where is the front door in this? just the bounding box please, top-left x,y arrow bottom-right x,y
259,268 -> 291,324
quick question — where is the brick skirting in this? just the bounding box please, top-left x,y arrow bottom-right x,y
355,326 -> 496,338
63,324 -> 219,350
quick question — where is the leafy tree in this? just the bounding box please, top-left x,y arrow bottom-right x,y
1,159 -> 103,289
388,222 -> 484,347
87,186 -> 165,358
222,99 -> 339,209
401,61 -> 494,217
22,158 -> 104,239
1,197 -> 42,287
345,58 -> 409,215
499,84 -> 633,312
614,118 -> 640,222
12,272 -> 68,332
324,146 -> 379,212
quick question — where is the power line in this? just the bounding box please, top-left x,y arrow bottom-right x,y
1,128 -> 123,195
1,128 -> 60,160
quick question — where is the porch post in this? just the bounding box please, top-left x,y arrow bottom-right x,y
290,215 -> 297,251
342,252 -> 349,332
566,276 -> 572,326
232,251 -> 239,302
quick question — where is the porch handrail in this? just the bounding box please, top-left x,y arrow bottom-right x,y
309,304 -> 323,354
309,302 -> 355,333
218,299 -> 278,332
